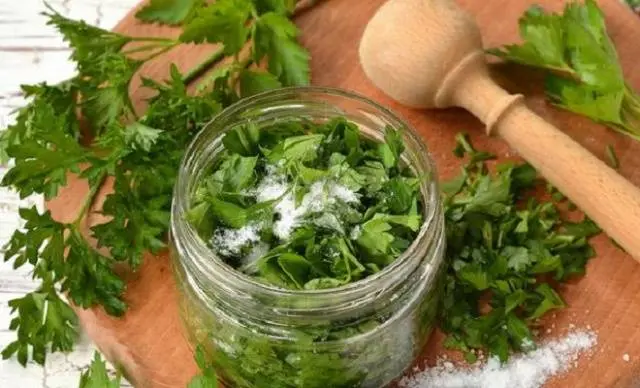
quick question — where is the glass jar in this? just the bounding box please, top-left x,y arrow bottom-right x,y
170,87 -> 446,388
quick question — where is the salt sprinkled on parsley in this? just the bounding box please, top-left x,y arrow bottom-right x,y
350,225 -> 362,240
399,329 -> 597,388
212,223 -> 262,256
242,242 -> 270,268
255,166 -> 288,202
329,183 -> 359,204
255,168 -> 359,240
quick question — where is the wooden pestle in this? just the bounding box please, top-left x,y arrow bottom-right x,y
359,0 -> 640,260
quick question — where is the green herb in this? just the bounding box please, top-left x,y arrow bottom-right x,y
182,117 -> 435,388
78,345 -> 218,387
187,345 -> 219,388
182,265 -> 441,388
188,117 -> 423,289
78,352 -> 122,388
488,0 -> 640,142
1,0 -> 311,367
440,134 -> 600,362
626,0 -> 640,10
606,144 -> 619,169
135,0 -> 203,25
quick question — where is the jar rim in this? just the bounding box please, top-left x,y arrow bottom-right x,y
171,86 -> 442,303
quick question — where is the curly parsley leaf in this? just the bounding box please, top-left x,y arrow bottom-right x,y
1,107 -> 87,200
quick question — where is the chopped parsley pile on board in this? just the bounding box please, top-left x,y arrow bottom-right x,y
187,118 -> 424,289
440,134 -> 600,362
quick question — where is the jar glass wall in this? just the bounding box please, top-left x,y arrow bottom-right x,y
170,87 -> 446,388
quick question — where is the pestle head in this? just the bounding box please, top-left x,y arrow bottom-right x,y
359,0 -> 485,109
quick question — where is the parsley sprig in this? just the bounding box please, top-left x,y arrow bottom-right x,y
78,346 -> 218,387
440,134 -> 600,362
488,0 -> 640,141
78,352 -> 123,388
1,0 -> 312,366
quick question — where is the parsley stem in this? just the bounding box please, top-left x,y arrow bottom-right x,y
122,42 -> 177,56
72,172 -> 108,228
624,87 -> 640,113
140,44 -> 179,62
182,48 -> 226,85
130,36 -> 177,43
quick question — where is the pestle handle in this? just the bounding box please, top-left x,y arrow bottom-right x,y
453,65 -> 640,260
358,0 -> 640,260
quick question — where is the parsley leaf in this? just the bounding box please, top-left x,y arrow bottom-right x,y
135,0 -> 202,25
1,288 -> 76,366
489,0 -> 640,141
1,108 -> 87,200
254,0 -> 296,15
254,13 -> 310,86
180,0 -> 253,55
78,352 -> 122,388
187,345 -> 219,388
239,69 -> 282,97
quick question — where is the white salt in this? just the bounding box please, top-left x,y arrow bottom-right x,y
623,354 -> 630,362
329,183 -> 359,203
212,223 -> 261,256
255,166 -> 288,202
350,225 -> 362,240
255,169 -> 359,240
399,330 -> 597,388
241,242 -> 270,269
272,193 -> 300,240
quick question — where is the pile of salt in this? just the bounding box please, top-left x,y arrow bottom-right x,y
399,330 -> 597,388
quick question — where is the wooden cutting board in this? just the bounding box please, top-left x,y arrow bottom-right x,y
46,0 -> 640,387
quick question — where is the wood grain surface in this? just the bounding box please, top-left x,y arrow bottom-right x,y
46,0 -> 640,387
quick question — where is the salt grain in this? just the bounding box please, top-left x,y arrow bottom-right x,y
399,330 -> 597,388
623,354 -> 630,362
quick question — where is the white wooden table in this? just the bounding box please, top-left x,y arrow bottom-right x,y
0,1 -> 136,386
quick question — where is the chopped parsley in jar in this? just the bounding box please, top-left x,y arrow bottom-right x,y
171,88 -> 445,388
186,117 -> 425,290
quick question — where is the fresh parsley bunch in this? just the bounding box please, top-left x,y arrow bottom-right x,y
0,0 -> 312,367
489,0 -> 640,142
